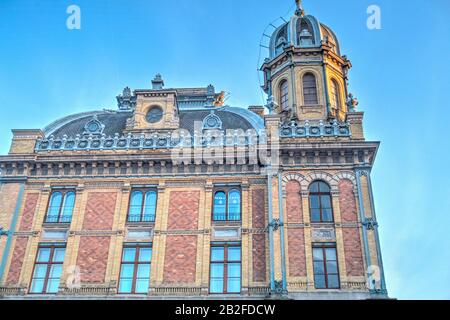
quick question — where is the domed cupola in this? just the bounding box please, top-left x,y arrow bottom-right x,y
261,0 -> 352,123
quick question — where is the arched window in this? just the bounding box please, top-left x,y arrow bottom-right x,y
45,190 -> 76,223
303,73 -> 318,105
128,189 -> 157,222
309,181 -> 333,223
279,80 -> 289,110
275,37 -> 286,56
213,188 -> 241,221
330,79 -> 341,111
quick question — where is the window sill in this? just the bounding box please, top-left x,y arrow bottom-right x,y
42,223 -> 71,229
212,221 -> 242,227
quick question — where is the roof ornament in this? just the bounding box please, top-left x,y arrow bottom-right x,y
346,93 -> 359,112
152,74 -> 165,90
295,0 -> 305,17
83,115 -> 105,135
213,91 -> 226,107
202,110 -> 222,130
117,87 -> 136,111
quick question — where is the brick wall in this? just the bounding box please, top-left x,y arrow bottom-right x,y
252,234 -> 266,282
82,192 -> 117,230
5,237 -> 28,285
286,181 -> 303,223
18,193 -> 39,231
339,180 -> 365,276
252,189 -> 265,228
287,229 -> 306,277
163,235 -> 197,284
167,191 -> 200,230
76,236 -> 111,283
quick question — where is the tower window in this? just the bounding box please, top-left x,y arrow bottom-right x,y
279,80 -> 289,110
330,79 -> 341,111
127,189 -> 157,223
309,181 -> 334,223
303,73 -> 318,105
29,244 -> 66,294
118,243 -> 152,294
313,244 -> 340,289
44,190 -> 76,224
213,188 -> 241,222
209,243 -> 241,294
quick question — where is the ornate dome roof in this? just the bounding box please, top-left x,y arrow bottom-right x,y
269,7 -> 341,59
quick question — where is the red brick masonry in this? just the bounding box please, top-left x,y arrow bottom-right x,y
163,235 -> 197,284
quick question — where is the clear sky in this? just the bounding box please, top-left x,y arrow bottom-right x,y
1,0 -> 449,300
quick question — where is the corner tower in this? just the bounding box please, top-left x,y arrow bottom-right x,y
261,0 -> 352,123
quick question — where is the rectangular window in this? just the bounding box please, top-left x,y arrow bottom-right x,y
212,188 -> 241,222
30,244 -> 66,294
118,243 -> 152,294
209,243 -> 241,294
127,188 -> 158,223
313,244 -> 340,289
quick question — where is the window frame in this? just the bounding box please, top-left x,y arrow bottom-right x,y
330,79 -> 341,111
29,244 -> 66,295
279,80 -> 289,110
212,187 -> 242,222
118,243 -> 153,294
309,181 -> 334,223
44,189 -> 76,224
312,243 -> 340,290
302,73 -> 319,105
126,188 -> 158,223
209,242 -> 242,294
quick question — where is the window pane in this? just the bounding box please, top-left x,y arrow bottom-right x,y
227,278 -> 241,293
314,275 -> 326,289
210,264 -> 224,278
136,264 -> 151,278
46,279 -> 61,294
119,279 -> 133,293
47,192 -> 63,218
227,190 -> 241,220
139,248 -> 152,262
52,248 -> 66,262
33,265 -> 48,278
227,263 -> 241,278
30,279 -> 45,293
227,247 -> 241,262
310,195 -> 320,209
311,209 -> 321,222
327,275 -> 340,289
320,195 -> 331,208
135,279 -> 150,294
211,247 -> 224,262
326,261 -> 338,274
313,261 -> 325,275
128,191 -> 143,221
322,208 -> 333,222
309,182 -> 319,193
319,182 -> 331,193
122,248 -> 136,262
313,248 -> 324,261
48,265 -> 63,278
61,192 -> 75,220
213,192 -> 226,221
325,248 -> 337,261
120,264 -> 135,278
210,279 -> 224,293
37,248 -> 51,262
143,191 -> 157,221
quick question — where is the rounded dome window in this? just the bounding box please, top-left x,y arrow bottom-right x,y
146,106 -> 163,123
87,122 -> 100,132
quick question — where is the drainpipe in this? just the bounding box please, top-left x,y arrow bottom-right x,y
267,170 -> 276,292
354,170 -> 372,290
322,63 -> 331,116
0,183 -> 25,284
365,171 -> 388,295
277,173 -> 287,293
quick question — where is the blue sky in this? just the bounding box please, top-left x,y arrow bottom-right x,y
1,0 -> 449,299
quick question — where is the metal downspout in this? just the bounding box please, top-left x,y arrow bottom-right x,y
278,173 -> 287,293
322,63 -> 331,116
0,183 -> 25,283
355,170 -> 372,288
267,171 -> 276,292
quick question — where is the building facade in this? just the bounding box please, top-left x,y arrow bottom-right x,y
0,2 -> 388,300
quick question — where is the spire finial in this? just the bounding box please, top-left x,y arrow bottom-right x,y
295,0 -> 305,16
